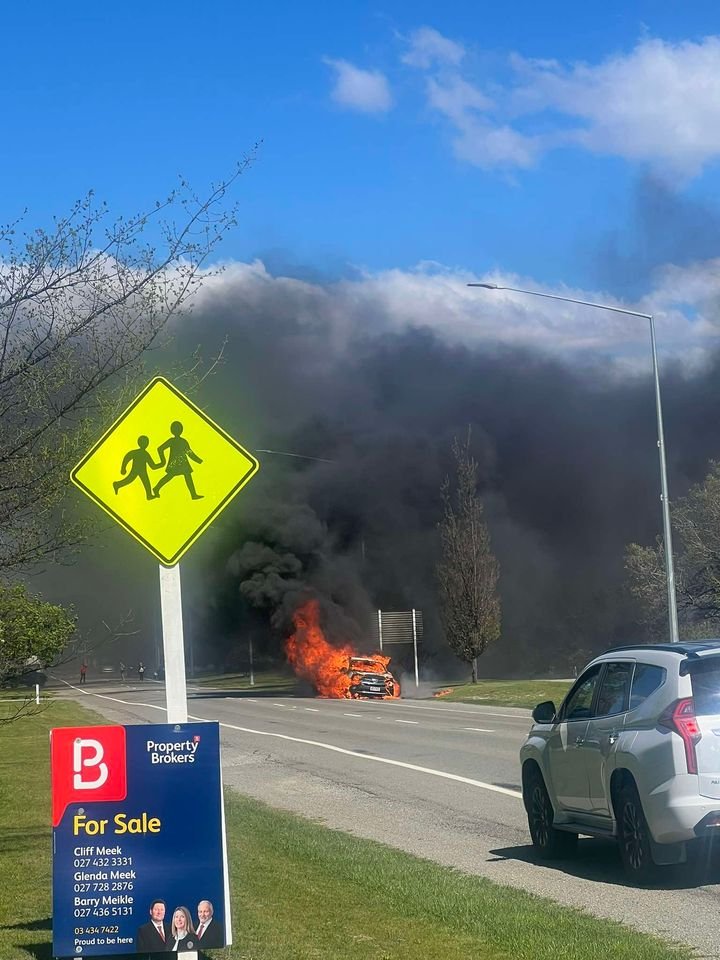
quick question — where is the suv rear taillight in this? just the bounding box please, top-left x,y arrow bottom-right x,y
659,697 -> 701,774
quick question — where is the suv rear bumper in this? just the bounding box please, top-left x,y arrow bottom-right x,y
644,775 -> 720,843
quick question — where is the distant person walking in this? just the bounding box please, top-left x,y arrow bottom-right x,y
119,661 -> 126,681
113,436 -> 161,500
153,421 -> 203,500
79,662 -> 87,685
137,661 -> 145,682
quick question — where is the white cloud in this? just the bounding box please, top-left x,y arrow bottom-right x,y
324,58 -> 392,113
426,76 -> 539,168
408,33 -> 720,176
402,26 -> 465,69
195,257 -> 720,371
426,75 -> 492,118
511,37 -> 720,175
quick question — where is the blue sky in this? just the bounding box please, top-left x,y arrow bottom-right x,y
4,1 -> 720,358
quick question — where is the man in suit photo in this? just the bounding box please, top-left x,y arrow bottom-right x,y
194,899 -> 223,949
136,899 -> 171,953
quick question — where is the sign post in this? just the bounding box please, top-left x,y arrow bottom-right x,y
70,374 -> 260,719
66,376 -> 260,956
159,564 -> 188,725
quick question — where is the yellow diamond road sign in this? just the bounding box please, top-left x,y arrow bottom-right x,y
71,377 -> 260,566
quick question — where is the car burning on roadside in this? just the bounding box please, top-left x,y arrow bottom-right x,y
345,656 -> 400,699
285,599 -> 401,700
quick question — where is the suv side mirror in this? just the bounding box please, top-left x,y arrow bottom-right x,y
532,700 -> 556,724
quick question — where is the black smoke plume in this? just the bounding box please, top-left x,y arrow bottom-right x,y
43,261 -> 720,679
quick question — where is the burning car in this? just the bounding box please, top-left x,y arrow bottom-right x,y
285,599 -> 402,699
345,656 -> 400,699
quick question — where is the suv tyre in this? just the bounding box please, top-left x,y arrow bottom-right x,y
617,783 -> 658,884
525,768 -> 578,860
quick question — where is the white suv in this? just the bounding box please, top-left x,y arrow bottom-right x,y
520,641 -> 720,882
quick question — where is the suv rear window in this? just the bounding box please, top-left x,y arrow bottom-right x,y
689,658 -> 720,716
629,663 -> 666,710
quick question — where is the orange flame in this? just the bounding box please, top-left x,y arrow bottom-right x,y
285,599 -> 395,698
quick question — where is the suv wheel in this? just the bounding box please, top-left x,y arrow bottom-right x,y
525,769 -> 578,859
617,783 -> 658,884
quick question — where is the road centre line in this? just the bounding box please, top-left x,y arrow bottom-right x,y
209,718 -> 523,800
464,727 -> 495,733
57,681 -> 523,801
343,713 -> 363,717
395,719 -> 418,724
198,691 -> 528,723
305,707 -> 319,712
312,697 -> 532,724
360,701 -> 531,721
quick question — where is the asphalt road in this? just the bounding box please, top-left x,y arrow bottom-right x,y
53,678 -> 720,957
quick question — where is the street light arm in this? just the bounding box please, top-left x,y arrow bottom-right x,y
467,283 -> 652,320
468,279 -> 679,643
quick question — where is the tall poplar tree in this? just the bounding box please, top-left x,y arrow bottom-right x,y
437,433 -> 501,682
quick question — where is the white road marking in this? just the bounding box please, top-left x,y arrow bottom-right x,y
395,719 -> 419,724
210,718 -> 522,799
464,727 -> 495,733
53,678 -> 167,712
301,698 -> 530,722
55,680 -> 523,801
373,701 -> 530,721
305,708 -> 319,712
343,713 -> 363,718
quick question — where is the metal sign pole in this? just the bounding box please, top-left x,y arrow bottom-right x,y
159,563 -> 189,725
158,563 -> 199,958
249,636 -> 255,686
412,609 -> 419,688
378,609 -> 383,651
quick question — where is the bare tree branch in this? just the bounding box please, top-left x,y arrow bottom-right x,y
0,156 -> 255,571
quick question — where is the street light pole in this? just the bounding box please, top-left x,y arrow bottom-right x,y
468,281 -> 680,644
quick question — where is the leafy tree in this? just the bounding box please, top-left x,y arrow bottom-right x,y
437,433 -> 501,682
0,583 -> 76,723
0,162 -> 250,573
626,460 -> 720,633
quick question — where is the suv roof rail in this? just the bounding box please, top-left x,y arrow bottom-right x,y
604,640 -> 720,657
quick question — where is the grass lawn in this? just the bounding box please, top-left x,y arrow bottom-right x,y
434,678 -> 575,709
192,670 -> 300,694
0,699 -> 692,960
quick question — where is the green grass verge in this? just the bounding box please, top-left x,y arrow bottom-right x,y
435,678 -> 575,708
193,670 -> 299,694
0,685 -> 50,700
0,701 -> 692,960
